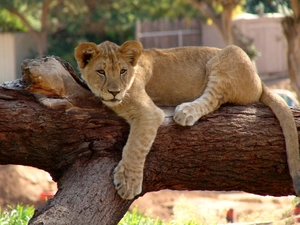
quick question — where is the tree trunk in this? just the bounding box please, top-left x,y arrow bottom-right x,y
281,10 -> 300,98
36,31 -> 48,57
0,56 -> 298,224
219,0 -> 239,45
186,0 -> 257,60
6,0 -> 50,57
186,0 -> 241,45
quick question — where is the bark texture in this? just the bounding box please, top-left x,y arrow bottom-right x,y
0,56 -> 298,224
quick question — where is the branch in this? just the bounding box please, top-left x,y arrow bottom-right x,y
186,0 -> 222,32
0,56 -> 298,224
220,1 -> 237,45
186,0 -> 236,45
41,0 -> 51,32
7,8 -> 38,39
291,0 -> 300,19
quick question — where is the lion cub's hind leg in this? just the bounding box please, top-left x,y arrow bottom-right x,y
174,71 -> 228,126
174,45 -> 260,126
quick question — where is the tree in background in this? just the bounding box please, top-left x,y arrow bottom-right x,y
1,0 -> 197,67
0,0 -> 99,58
245,0 -> 291,15
186,0 -> 240,45
3,0 -> 297,81
186,0 -> 258,60
244,0 -> 300,98
1,0 -> 52,57
281,1 -> 300,97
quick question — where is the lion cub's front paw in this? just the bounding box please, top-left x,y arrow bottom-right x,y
113,162 -> 143,200
174,103 -> 200,126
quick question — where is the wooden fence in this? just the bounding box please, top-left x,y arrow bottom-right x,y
136,18 -> 202,49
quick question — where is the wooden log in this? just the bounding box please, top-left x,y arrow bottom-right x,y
0,56 -> 297,224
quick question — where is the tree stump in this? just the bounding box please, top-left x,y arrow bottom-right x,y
0,56 -> 298,225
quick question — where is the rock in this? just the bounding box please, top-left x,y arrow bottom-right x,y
0,165 -> 57,209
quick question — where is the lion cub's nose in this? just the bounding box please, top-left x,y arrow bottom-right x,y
108,90 -> 120,97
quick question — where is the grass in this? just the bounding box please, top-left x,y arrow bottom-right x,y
118,207 -> 199,225
0,204 -> 199,225
0,204 -> 35,225
118,207 -> 165,225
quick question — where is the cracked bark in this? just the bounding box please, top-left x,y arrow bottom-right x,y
0,56 -> 298,225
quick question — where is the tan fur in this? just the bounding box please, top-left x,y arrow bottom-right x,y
75,41 -> 300,199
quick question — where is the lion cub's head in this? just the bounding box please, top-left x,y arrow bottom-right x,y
75,41 -> 143,107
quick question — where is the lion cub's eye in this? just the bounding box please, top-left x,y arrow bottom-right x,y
96,70 -> 106,77
120,69 -> 127,76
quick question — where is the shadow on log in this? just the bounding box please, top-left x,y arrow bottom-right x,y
0,56 -> 298,224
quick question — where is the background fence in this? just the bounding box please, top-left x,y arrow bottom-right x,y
136,18 -> 202,48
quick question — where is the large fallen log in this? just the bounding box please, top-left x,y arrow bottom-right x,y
0,56 -> 298,225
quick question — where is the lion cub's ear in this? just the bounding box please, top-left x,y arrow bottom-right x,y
74,42 -> 100,69
120,41 -> 143,66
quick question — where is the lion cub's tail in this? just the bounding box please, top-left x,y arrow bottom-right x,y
260,83 -> 300,195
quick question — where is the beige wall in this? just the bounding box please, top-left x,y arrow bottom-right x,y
0,32 -> 36,84
202,23 -> 225,49
235,15 -> 287,74
202,14 -> 287,75
14,33 -> 36,79
0,33 -> 15,83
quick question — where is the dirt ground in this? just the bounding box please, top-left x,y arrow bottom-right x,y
131,190 -> 295,224
130,74 -> 300,224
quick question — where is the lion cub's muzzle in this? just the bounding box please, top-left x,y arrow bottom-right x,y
101,90 -> 124,107
108,90 -> 120,97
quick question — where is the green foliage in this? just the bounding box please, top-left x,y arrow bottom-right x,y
118,207 -> 201,225
0,9 -> 26,32
0,204 -> 200,225
0,204 -> 34,225
1,0 -> 44,30
292,196 -> 300,206
47,0 -> 200,69
1,0 -> 200,68
118,207 -> 165,225
244,0 -> 291,14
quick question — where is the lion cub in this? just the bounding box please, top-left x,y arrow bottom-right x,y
75,40 -> 300,199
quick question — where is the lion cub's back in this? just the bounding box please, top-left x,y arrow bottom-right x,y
144,46 -> 220,106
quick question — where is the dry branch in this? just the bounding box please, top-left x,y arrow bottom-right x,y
0,56 -> 298,224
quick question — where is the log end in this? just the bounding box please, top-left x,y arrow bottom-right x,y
18,56 -> 103,109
